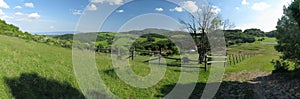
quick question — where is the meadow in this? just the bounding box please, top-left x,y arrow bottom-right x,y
0,35 -> 280,98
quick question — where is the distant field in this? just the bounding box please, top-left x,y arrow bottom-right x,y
226,37 -> 279,72
0,35 -> 279,98
256,37 -> 277,42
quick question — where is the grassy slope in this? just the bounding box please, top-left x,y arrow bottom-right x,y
0,35 -> 279,98
0,35 -> 210,98
226,37 -> 279,72
0,35 -> 79,98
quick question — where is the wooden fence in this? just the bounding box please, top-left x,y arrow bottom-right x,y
204,55 -> 227,71
227,53 -> 257,66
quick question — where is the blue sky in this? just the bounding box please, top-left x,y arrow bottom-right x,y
0,0 -> 292,33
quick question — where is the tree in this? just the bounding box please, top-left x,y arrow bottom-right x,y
221,19 -> 235,31
243,28 -> 265,37
180,2 -> 225,63
275,0 -> 300,69
224,29 -> 255,46
266,30 -> 277,38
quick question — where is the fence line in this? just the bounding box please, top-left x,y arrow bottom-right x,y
227,53 -> 257,66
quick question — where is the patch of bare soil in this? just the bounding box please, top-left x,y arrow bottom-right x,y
215,70 -> 300,99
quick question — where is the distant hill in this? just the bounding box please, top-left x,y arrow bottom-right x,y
31,31 -> 76,36
50,28 -> 189,40
123,28 -> 188,35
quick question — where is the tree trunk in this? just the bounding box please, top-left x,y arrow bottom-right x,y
198,28 -> 206,64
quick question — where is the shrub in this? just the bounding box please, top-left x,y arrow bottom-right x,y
272,59 -> 290,73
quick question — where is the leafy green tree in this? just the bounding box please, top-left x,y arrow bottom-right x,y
266,30 -> 277,38
275,0 -> 300,69
224,29 -> 255,46
243,28 -> 265,37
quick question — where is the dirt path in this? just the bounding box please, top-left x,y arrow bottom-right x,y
216,70 -> 300,98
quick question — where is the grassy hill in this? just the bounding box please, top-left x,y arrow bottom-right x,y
0,34 -> 285,98
0,35 -> 210,98
0,35 -> 83,98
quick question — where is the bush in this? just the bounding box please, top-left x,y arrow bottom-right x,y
272,59 -> 290,73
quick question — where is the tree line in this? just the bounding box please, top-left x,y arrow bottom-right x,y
273,0 -> 300,73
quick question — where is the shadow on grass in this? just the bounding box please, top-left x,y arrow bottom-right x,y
143,57 -> 199,63
148,63 -> 201,69
4,73 -> 85,99
103,69 -> 118,78
158,81 -> 256,99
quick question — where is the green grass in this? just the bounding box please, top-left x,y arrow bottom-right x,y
95,54 -> 211,98
0,35 -> 211,98
0,35 -> 280,98
256,37 -> 277,42
0,35 -> 80,98
262,37 -> 277,42
226,38 -> 280,72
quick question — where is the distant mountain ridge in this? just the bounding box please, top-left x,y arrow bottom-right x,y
31,31 -> 77,35
38,28 -> 188,36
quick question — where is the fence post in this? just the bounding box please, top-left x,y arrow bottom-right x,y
239,54 -> 243,62
235,54 -> 237,64
131,48 -> 135,60
229,54 -> 232,66
224,53 -> 227,67
159,55 -> 161,65
204,54 -> 207,72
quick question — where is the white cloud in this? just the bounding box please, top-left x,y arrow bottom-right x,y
25,3 -> 34,8
28,13 -> 40,19
280,0 -> 291,7
170,7 -> 184,12
212,6 -> 221,14
15,12 -> 23,16
87,4 -> 97,11
236,0 -> 292,32
0,0 -> 9,8
91,0 -> 123,5
2,12 -> 43,21
14,6 -> 22,9
155,8 -> 163,12
242,0 -> 249,5
50,26 -> 55,29
91,0 -> 105,3
181,1 -> 198,13
0,9 -> 4,15
0,15 -> 12,20
116,9 -> 124,13
251,2 -> 271,11
72,10 -> 82,15
235,7 -> 240,10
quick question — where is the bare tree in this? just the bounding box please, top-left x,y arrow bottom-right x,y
180,14 -> 198,40
180,2 -> 229,64
221,19 -> 235,31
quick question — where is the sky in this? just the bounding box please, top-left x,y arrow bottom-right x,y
0,0 -> 292,33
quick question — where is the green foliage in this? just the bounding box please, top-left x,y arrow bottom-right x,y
53,34 -> 74,40
275,0 -> 300,68
224,29 -> 256,46
271,59 -> 290,73
266,30 -> 277,38
243,28 -> 265,37
132,34 -> 179,56
0,19 -> 76,49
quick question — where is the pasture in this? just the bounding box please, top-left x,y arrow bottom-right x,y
0,35 -> 281,98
